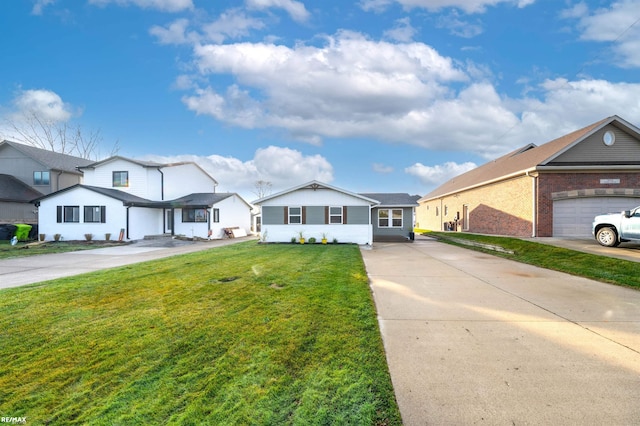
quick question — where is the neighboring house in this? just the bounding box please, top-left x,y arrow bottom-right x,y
0,140 -> 92,224
35,156 -> 252,241
253,180 -> 419,245
416,115 -> 640,238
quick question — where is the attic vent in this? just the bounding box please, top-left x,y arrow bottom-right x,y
310,183 -> 321,191
510,144 -> 537,157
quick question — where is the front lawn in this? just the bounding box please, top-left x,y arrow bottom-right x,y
0,242 -> 401,425
0,240 -> 126,260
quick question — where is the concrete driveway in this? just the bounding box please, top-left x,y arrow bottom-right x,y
0,237 -> 255,290
361,237 -> 640,425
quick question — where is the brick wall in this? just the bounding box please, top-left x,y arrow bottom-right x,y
416,175 -> 534,236
536,172 -> 640,236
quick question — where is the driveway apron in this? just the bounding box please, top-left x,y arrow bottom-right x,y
361,237 -> 640,425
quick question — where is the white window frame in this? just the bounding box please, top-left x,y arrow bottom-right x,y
289,206 -> 302,224
329,206 -> 343,224
378,209 -> 403,228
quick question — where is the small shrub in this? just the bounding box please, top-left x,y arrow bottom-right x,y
308,237 -> 317,244
54,234 -> 62,242
291,236 -> 297,243
84,233 -> 93,241
333,238 -> 338,244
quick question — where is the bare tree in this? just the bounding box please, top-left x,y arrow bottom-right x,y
4,110 -> 119,160
253,180 -> 273,199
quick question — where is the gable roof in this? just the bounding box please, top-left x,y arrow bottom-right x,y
0,140 -> 93,174
252,180 -> 380,205
33,185 -> 244,209
360,193 -> 420,207
420,115 -> 638,202
0,174 -> 43,203
78,155 -> 219,185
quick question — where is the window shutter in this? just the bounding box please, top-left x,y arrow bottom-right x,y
57,206 -> 62,223
343,206 -> 348,224
325,206 -> 329,224
302,206 -> 306,224
101,206 -> 106,223
284,206 -> 288,225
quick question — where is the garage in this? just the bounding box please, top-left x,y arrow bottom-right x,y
553,197 -> 640,237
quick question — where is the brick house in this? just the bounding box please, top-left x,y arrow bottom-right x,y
416,115 -> 640,238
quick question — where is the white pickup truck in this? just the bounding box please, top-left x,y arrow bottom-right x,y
592,207 -> 640,247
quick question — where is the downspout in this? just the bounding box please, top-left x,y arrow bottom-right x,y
158,168 -> 164,200
126,206 -> 130,240
527,171 -> 537,237
440,198 -> 444,231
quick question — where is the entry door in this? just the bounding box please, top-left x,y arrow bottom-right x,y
165,210 -> 173,233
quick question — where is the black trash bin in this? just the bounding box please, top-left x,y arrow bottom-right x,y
0,224 -> 17,240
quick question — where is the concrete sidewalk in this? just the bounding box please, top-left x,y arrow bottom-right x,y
361,237 -> 640,425
0,237 -> 256,289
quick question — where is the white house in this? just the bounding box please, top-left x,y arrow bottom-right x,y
35,156 -> 252,241
253,180 -> 420,245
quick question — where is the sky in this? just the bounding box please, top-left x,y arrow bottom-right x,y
1,0 -> 640,202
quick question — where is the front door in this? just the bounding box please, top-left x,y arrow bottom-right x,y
165,209 -> 173,233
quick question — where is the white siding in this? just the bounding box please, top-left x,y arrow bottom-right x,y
162,164 -> 217,199
262,224 -> 372,245
210,195 -> 251,238
38,187 -> 128,241
260,188 -> 373,207
82,159 -> 156,199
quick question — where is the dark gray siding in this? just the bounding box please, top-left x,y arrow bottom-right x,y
551,124 -> 640,164
372,207 -> 414,240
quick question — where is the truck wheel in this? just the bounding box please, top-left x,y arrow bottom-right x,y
596,227 -> 620,247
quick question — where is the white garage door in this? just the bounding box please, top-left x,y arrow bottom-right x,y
553,197 -> 640,237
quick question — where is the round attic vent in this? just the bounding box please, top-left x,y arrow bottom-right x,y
603,130 -> 615,146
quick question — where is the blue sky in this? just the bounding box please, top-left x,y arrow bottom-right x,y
1,0 -> 640,201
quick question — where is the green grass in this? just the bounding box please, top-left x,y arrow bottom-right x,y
0,241 -> 401,425
0,240 -> 125,260
427,231 -> 640,289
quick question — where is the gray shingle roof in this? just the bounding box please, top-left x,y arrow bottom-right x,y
0,174 -> 43,202
0,140 -> 93,174
419,116 -> 622,201
360,193 -> 420,206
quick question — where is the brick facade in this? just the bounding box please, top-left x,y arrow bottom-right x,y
417,171 -> 640,237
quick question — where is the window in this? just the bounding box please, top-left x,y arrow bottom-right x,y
112,171 -> 129,187
329,206 -> 343,224
182,208 -> 208,222
378,209 -> 403,227
34,171 -> 50,186
213,208 -> 220,223
392,209 -> 403,227
84,206 -> 106,223
57,206 -> 80,223
289,207 -> 302,224
378,209 -> 389,227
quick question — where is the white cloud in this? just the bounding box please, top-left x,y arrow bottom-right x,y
32,0 -> 56,15
383,18 -> 417,42
360,0 -> 534,14
436,11 -> 484,38
373,163 -> 394,173
141,146 -> 333,198
246,0 -> 310,23
88,0 -> 193,12
149,18 -> 193,45
10,89 -> 74,122
202,9 -> 267,43
562,0 -> 640,68
405,161 -> 477,186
